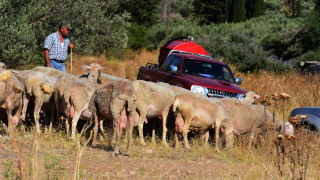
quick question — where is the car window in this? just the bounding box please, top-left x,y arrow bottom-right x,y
164,57 -> 181,73
162,55 -> 175,71
182,59 -> 235,83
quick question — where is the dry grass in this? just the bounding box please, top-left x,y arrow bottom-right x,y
1,50 -> 320,179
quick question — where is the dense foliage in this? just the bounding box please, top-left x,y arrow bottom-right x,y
0,0 -> 319,74
0,0 -> 129,68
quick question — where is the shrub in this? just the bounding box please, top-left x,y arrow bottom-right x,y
200,33 -> 292,73
261,27 -> 304,60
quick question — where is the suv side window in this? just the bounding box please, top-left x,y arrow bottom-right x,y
164,57 -> 181,73
162,55 -> 175,71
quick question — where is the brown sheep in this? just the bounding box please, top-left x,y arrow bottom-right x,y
89,79 -> 136,156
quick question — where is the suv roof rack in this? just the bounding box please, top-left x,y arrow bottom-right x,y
167,50 -> 212,59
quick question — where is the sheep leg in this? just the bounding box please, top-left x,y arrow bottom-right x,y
138,111 -> 147,145
174,132 -> 180,148
125,111 -> 133,156
183,117 -> 192,149
161,109 -> 169,147
71,112 -> 81,140
33,97 -> 44,134
200,130 -> 209,147
113,117 -> 123,156
151,120 -> 156,144
6,106 -> 13,134
92,112 -> 99,147
107,122 -> 113,150
21,94 -> 30,121
248,129 -> 256,151
99,120 -> 104,133
224,128 -> 235,149
66,118 -> 70,138
215,120 -> 222,152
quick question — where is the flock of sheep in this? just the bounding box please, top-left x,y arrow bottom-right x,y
0,62 -> 294,156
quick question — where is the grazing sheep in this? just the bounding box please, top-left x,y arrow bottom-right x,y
89,79 -> 137,156
244,91 -> 260,104
133,80 -> 176,146
0,70 -> 24,132
220,98 -> 294,150
19,70 -> 56,134
173,91 -> 228,151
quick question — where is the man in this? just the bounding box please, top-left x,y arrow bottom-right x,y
44,22 -> 74,72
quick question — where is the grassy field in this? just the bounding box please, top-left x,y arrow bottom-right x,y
1,50 -> 320,179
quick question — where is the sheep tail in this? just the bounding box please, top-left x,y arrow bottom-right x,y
0,70 -> 12,82
41,83 -> 54,94
172,98 -> 179,112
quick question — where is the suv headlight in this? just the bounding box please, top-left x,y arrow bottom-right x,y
237,94 -> 245,101
191,85 -> 208,95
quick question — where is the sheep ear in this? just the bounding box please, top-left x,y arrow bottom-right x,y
80,65 -> 90,70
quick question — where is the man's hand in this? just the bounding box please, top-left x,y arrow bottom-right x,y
69,43 -> 74,49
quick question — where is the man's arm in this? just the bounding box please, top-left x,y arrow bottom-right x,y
44,49 -> 51,68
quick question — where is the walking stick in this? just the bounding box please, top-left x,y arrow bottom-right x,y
70,48 -> 73,74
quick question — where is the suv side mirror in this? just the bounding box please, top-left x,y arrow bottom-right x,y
236,77 -> 242,85
169,65 -> 178,74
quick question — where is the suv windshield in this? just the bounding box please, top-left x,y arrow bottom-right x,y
181,59 -> 235,83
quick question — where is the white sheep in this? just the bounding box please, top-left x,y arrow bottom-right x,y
54,63 -> 105,137
18,70 -> 56,134
0,69 -> 24,132
60,63 -> 106,139
220,98 -> 294,150
173,91 -> 228,151
244,91 -> 260,104
133,80 -> 176,146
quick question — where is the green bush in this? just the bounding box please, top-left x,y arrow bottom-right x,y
127,23 -> 148,51
200,33 -> 292,73
261,27 -> 304,60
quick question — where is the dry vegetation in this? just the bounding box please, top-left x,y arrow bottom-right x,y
1,50 -> 320,179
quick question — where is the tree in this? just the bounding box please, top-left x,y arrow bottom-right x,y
118,0 -> 159,27
315,0 -> 320,12
252,0 -> 265,17
193,0 -> 232,24
231,0 -> 247,23
0,0 -> 130,68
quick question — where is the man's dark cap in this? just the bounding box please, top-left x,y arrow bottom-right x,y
59,21 -> 73,30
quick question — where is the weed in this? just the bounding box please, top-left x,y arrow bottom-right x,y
44,154 -> 65,180
1,161 -> 17,180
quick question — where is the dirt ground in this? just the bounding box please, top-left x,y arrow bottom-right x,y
0,132 -> 256,180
